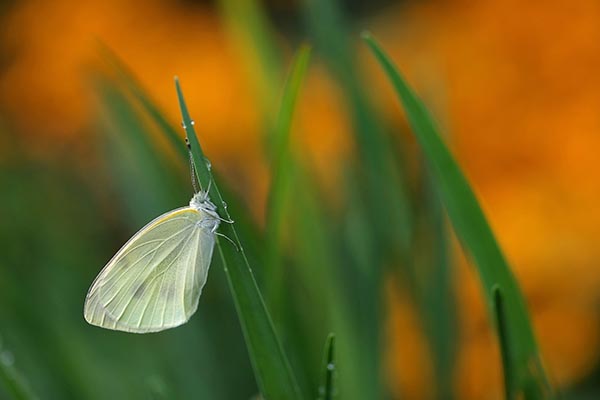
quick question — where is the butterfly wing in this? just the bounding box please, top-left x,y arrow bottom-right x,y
84,207 -> 215,333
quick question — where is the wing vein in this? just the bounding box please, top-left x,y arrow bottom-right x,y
113,226 -> 198,324
99,224 -> 194,308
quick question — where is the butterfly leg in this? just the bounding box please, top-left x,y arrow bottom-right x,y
214,231 -> 239,251
217,215 -> 235,224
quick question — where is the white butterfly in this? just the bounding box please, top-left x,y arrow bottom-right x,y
84,190 -> 222,333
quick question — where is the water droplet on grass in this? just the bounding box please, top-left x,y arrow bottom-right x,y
1,351 -> 14,366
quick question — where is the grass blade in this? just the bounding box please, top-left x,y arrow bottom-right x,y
303,0 -> 413,260
97,44 -> 187,160
494,286 -> 514,400
175,78 -> 302,400
317,334 -> 336,400
264,44 -> 311,313
217,0 -> 283,114
362,32 -> 553,399
95,78 -> 186,224
415,165 -> 457,399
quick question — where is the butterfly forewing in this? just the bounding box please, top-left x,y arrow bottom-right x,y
84,207 -> 215,333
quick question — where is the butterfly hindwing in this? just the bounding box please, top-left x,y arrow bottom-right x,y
84,207 -> 215,333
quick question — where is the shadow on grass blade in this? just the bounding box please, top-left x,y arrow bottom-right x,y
362,32 -> 553,399
175,78 -> 302,400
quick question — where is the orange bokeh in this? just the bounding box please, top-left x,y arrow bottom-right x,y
372,1 -> 600,397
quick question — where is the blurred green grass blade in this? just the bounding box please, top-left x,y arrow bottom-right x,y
317,334 -> 336,400
95,79 -> 185,224
303,0 -> 413,258
418,166 -> 457,399
175,79 -> 302,400
288,167 -> 368,400
264,44 -> 311,311
269,45 -> 311,162
363,32 -> 553,398
494,286 -> 514,400
0,346 -> 38,400
217,0 -> 282,113
98,44 -> 187,160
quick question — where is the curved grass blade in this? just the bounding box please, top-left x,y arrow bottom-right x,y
95,78 -> 186,224
97,44 -> 187,160
317,334 -> 336,400
362,32 -> 553,399
302,0 -> 413,260
264,44 -> 311,313
175,78 -> 302,400
494,286 -> 514,400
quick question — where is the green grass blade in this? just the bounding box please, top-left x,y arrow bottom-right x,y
95,79 -> 186,224
494,286 -> 514,400
413,165 -> 457,399
317,334 -> 336,400
362,32 -> 553,399
493,286 -> 516,400
217,0 -> 283,114
264,44 -> 311,313
97,44 -> 187,160
303,0 -> 413,259
175,78 -> 302,400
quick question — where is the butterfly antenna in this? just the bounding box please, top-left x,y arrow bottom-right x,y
186,138 -> 200,194
204,176 -> 212,199
215,232 -> 239,251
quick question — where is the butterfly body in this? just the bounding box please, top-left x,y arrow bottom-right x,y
84,191 -> 219,333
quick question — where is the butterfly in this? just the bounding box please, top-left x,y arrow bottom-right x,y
84,189 -> 225,333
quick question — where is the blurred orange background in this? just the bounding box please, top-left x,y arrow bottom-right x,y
1,0 -> 599,398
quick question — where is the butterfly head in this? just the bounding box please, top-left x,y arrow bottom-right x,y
190,190 -> 218,213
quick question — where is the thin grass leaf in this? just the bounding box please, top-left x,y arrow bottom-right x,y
317,334 -> 336,400
416,164 -> 456,399
363,32 -> 553,399
288,168 -> 366,400
97,44 -> 187,160
303,0 -> 413,259
217,0 -> 283,114
264,44 -> 311,313
175,78 -> 302,400
95,79 -> 185,224
302,5 -> 412,398
494,286 -> 514,400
